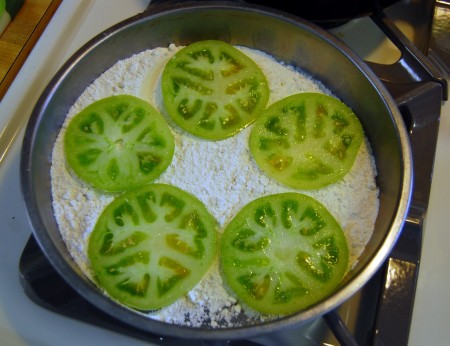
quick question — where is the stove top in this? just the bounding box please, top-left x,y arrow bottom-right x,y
1,1 -> 450,345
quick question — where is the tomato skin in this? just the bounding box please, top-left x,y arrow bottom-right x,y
161,40 -> 270,141
220,193 -> 349,315
64,95 -> 174,192
249,93 -> 364,190
88,184 -> 218,310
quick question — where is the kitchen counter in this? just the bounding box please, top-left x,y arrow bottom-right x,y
0,0 -> 61,100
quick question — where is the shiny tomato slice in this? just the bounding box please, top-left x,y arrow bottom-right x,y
88,184 -> 218,310
64,95 -> 174,192
220,193 -> 349,315
161,40 -> 269,140
249,93 -> 364,189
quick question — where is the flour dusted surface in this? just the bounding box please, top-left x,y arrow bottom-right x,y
51,44 -> 379,328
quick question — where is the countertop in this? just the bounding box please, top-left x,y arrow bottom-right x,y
0,0 -> 61,100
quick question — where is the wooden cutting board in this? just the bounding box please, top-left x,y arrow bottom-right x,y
0,0 -> 61,100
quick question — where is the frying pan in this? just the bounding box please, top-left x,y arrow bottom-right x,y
20,0 -> 412,341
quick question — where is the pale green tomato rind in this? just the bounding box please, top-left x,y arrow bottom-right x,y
88,183 -> 219,310
161,40 -> 270,140
64,95 -> 174,192
220,193 -> 349,315
249,93 -> 364,189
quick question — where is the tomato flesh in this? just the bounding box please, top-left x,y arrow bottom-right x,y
64,95 -> 174,192
249,93 -> 364,189
220,193 -> 349,315
88,184 -> 218,310
161,40 -> 270,140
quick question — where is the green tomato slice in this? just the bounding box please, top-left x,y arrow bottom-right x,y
88,183 -> 218,310
161,40 -> 270,140
220,193 -> 349,315
249,93 -> 364,189
64,95 -> 174,192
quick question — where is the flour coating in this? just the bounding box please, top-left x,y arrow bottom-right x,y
51,44 -> 379,327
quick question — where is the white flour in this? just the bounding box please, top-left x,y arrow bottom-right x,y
51,44 -> 379,327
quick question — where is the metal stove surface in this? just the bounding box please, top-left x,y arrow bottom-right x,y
1,1 -> 449,345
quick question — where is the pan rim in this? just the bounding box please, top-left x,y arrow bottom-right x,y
20,1 -> 412,340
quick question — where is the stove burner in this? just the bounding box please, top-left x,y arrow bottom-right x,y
18,4 -> 447,346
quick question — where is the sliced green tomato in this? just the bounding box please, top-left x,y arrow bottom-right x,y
64,95 -> 174,192
220,193 -> 349,315
88,184 -> 218,310
249,93 -> 364,189
161,40 -> 269,140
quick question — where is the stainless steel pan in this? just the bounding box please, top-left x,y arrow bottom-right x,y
20,1 -> 412,340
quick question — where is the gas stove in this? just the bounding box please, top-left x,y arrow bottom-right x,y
1,1 -> 449,345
